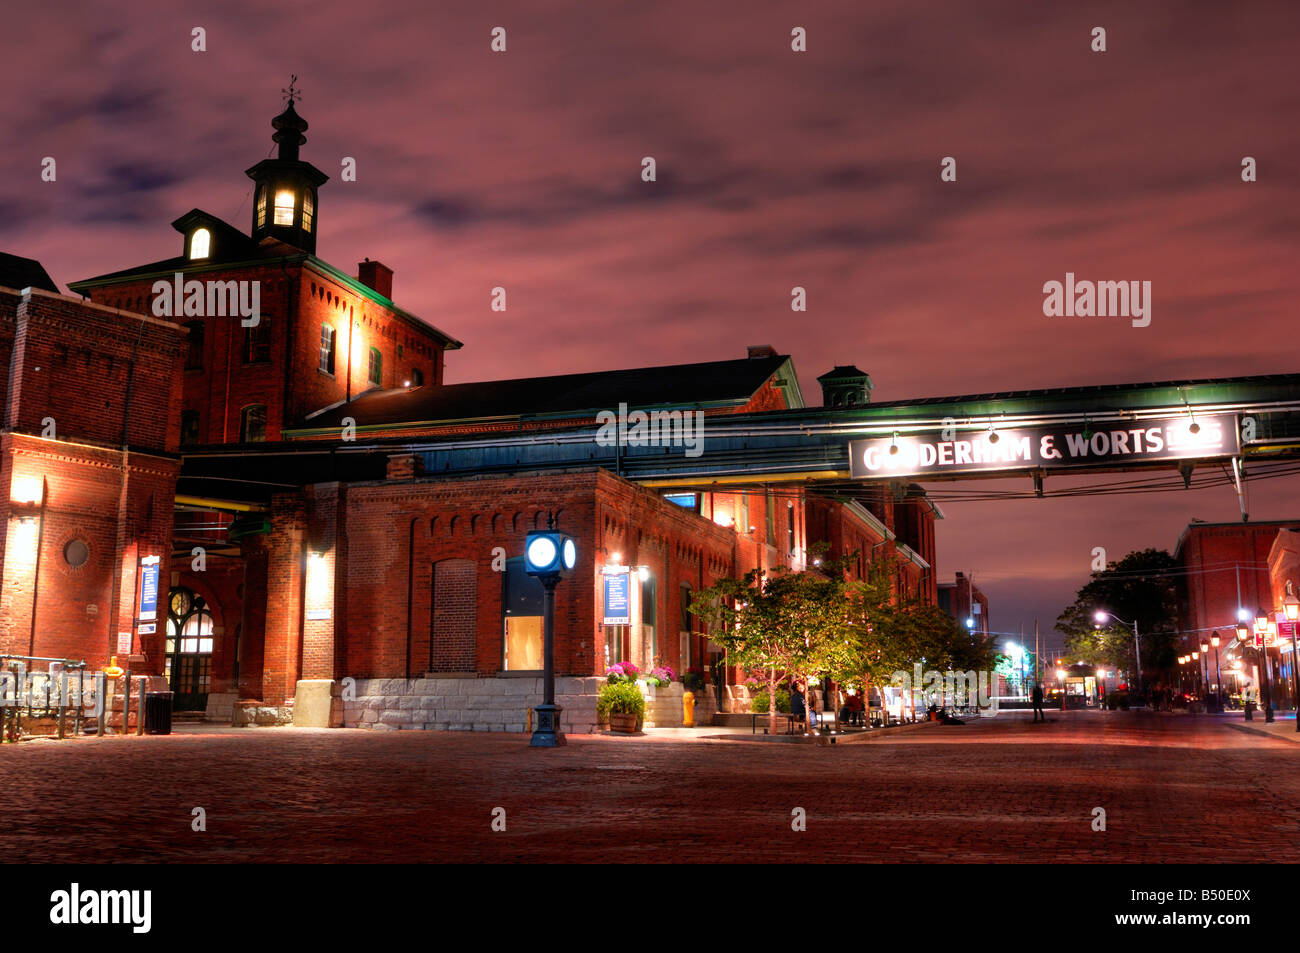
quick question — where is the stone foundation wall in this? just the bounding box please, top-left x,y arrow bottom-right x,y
341,676 -> 603,733
341,677 -> 714,733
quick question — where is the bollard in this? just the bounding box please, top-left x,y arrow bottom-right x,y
57,672 -> 68,740
136,678 -> 146,736
682,690 -> 695,728
95,672 -> 107,737
121,668 -> 132,736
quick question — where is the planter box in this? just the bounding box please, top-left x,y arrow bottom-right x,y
609,712 -> 638,733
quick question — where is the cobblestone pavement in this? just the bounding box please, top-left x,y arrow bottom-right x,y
4,710 -> 1298,863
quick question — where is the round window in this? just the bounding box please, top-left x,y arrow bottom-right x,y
64,539 -> 89,568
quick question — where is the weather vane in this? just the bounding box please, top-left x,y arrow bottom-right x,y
281,75 -> 301,105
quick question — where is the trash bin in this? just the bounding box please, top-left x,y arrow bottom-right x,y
144,691 -> 173,735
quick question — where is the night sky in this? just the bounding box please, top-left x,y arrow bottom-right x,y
3,0 -> 1298,653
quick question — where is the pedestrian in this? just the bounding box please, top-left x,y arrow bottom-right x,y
1031,681 -> 1045,723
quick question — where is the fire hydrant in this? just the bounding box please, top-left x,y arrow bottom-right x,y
682,691 -> 695,728
104,656 -> 124,680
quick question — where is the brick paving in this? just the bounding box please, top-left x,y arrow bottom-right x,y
3,710 -> 1298,863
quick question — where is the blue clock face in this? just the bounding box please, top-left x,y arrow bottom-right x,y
562,538 -> 577,570
527,536 -> 558,571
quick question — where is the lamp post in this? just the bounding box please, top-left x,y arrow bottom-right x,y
1056,668 -> 1066,711
1236,619 -> 1253,720
1094,611 -> 1143,696
1199,640 -> 1210,708
1210,633 -> 1222,713
1255,607 -> 1275,724
1192,651 -> 1200,703
1177,656 -> 1186,697
1285,582 -> 1300,733
524,522 -> 578,747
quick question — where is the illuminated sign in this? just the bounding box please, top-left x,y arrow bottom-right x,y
602,567 -> 631,626
849,414 -> 1238,479
138,556 -> 160,622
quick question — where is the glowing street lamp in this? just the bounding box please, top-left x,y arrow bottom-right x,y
1094,610 -> 1143,695
524,521 -> 578,748
1253,608 -> 1275,723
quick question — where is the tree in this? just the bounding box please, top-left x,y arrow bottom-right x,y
1055,548 -> 1181,689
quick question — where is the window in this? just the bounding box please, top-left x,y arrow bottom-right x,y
368,347 -> 382,386
787,501 -> 796,556
64,539 -> 89,568
255,187 -> 267,228
180,410 -> 200,446
189,228 -> 210,260
641,570 -> 657,661
765,490 -> 776,546
244,314 -> 270,363
274,190 -> 295,226
239,404 -> 267,443
166,587 -> 214,711
302,192 -> 314,232
680,583 -> 693,633
740,492 -> 750,533
503,557 -> 545,671
411,367 -> 423,386
183,321 -> 204,370
319,325 -> 336,375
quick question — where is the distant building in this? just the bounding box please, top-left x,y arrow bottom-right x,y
1175,519 -> 1300,707
938,571 -> 988,639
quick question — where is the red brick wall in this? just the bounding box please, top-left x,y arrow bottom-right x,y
84,263 -> 447,442
1179,522 -> 1300,642
0,291 -> 182,671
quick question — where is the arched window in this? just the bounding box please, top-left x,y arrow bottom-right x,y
189,228 -> 211,260
166,587 -> 215,711
240,404 -> 267,442
274,189 -> 296,226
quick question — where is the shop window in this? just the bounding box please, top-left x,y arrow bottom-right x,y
502,557 -> 545,671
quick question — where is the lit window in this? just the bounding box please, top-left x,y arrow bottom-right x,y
368,347 -> 382,386
319,325 -> 335,375
189,228 -> 210,259
302,192 -> 313,231
503,558 -> 545,671
255,187 -> 267,228
273,190 -> 295,226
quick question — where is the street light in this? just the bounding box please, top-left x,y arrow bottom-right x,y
524,523 -> 578,747
1094,610 -> 1143,696
1286,582 -> 1300,733
1253,608 -> 1275,723
1210,633 -> 1222,712
1199,640 -> 1210,706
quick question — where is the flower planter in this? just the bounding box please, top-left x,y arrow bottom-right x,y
609,712 -> 639,733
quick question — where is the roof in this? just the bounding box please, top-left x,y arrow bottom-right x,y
66,211 -> 462,349
0,252 -> 59,293
817,365 -> 870,382
295,354 -> 798,431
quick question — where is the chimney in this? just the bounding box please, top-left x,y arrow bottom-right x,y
357,258 -> 394,300
747,344 -> 777,359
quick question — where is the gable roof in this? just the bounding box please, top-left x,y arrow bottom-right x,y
293,354 -> 801,432
0,252 -> 59,293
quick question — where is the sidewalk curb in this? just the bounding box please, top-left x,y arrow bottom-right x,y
1223,721 -> 1300,744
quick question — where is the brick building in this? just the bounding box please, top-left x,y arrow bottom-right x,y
1176,519 -> 1300,708
1,260 -> 185,673
938,571 -> 989,639
3,98 -> 941,734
